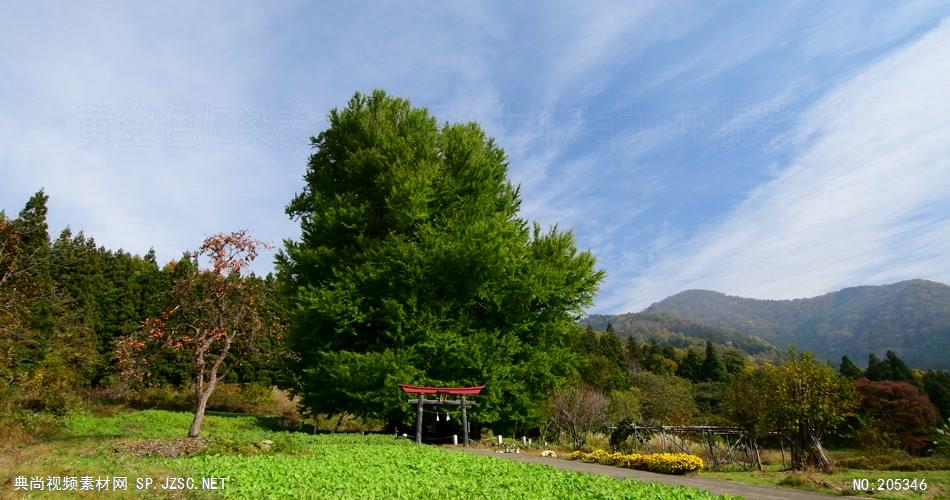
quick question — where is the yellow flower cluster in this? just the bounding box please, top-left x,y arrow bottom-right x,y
569,450 -> 703,475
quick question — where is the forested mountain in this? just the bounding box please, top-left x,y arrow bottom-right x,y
646,279 -> 950,369
581,311 -> 780,361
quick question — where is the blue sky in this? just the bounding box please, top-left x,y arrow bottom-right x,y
2,1 -> 950,313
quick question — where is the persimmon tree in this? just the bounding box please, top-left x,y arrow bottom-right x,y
117,230 -> 285,437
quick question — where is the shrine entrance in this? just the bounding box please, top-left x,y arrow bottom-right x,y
398,384 -> 483,446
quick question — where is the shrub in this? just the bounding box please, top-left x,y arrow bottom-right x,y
206,383 -> 274,413
833,450 -> 950,471
546,385 -> 608,449
585,432 -> 610,452
0,411 -> 62,443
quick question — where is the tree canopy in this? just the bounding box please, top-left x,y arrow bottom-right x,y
726,348 -> 859,471
277,91 -> 604,432
855,379 -> 938,454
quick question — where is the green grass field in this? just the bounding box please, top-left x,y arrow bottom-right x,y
702,459 -> 949,499
2,409 -> 734,499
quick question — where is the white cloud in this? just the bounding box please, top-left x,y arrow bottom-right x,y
499,2 -> 694,231
0,3 -> 304,271
605,18 -> 950,313
0,3 -> 507,271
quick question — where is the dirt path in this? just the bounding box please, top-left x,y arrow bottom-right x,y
459,449 -> 844,499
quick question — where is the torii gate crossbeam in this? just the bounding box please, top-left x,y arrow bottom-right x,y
398,384 -> 484,446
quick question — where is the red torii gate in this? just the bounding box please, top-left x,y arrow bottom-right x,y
399,384 -> 484,446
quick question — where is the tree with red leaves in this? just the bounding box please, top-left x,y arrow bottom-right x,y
855,378 -> 939,455
117,230 -> 285,437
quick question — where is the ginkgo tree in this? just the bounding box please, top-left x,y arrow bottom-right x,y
278,91 -> 605,432
117,230 -> 286,437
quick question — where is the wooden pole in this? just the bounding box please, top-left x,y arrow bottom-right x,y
780,437 -> 786,469
416,394 -> 425,444
461,396 -> 469,447
754,440 -> 762,471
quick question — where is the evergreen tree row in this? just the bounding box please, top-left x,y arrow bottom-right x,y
1,191 -> 281,413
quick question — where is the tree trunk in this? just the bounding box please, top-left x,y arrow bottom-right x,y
791,425 -> 805,470
188,377 -> 216,438
790,424 -> 832,472
189,333 -> 230,438
752,438 -> 762,471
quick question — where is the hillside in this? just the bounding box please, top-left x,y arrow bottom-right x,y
646,279 -> 950,369
581,311 -> 780,361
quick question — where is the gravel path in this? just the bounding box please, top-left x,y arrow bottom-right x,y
459,449 -> 845,499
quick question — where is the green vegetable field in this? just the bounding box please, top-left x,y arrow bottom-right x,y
5,410 -> 733,499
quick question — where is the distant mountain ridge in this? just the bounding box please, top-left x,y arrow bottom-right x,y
581,311 -> 781,361
645,279 -> 950,369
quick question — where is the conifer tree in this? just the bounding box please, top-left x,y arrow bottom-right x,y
677,349 -> 703,381
701,340 -> 725,382
839,355 -> 863,379
885,350 -> 914,383
866,352 -> 892,381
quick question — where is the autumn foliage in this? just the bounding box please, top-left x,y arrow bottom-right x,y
116,230 -> 285,437
855,378 -> 939,455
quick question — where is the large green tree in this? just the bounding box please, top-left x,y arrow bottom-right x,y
277,91 -> 604,432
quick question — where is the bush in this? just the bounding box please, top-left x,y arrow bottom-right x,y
87,383 -> 295,416
0,411 -> 62,444
584,432 -> 610,452
6,361 -> 86,416
833,450 -> 950,471
570,449 -> 704,475
206,383 -> 274,413
936,418 -> 950,456
313,412 -> 384,433
88,385 -> 191,410
546,385 -> 608,449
